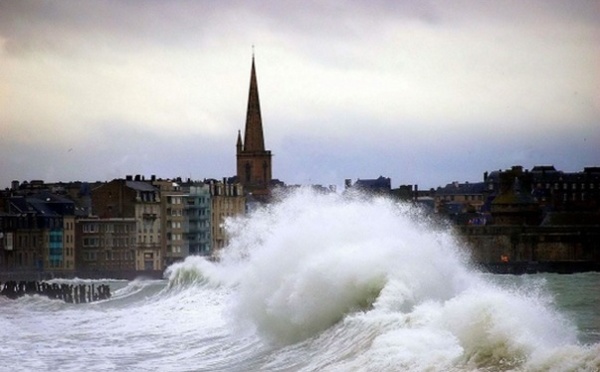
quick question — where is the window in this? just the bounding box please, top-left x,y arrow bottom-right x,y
83,238 -> 98,247
83,224 -> 98,233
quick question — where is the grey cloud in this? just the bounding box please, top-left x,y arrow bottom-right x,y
0,0 -> 227,57
1,0 -> 598,189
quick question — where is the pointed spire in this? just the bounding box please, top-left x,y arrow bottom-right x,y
243,54 -> 265,152
236,130 -> 243,154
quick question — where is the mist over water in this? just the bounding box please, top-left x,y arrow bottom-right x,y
3,189 -> 600,371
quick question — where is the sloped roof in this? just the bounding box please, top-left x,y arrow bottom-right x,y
355,176 -> 391,189
491,178 -> 536,205
437,182 -> 485,195
27,199 -> 60,216
125,181 -> 158,192
30,191 -> 74,204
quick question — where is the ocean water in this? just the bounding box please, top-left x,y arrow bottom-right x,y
1,190 -> 599,372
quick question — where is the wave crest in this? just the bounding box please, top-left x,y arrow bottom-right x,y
225,190 -> 470,345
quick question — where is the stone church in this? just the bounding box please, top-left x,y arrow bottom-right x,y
236,55 -> 272,196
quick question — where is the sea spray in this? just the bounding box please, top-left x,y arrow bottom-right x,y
215,189 -> 473,344
204,188 -> 596,370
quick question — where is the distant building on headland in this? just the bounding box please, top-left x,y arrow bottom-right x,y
458,165 -> 600,273
345,176 -> 391,194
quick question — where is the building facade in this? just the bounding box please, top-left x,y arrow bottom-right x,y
435,181 -> 486,214
0,193 -> 75,278
185,183 -> 211,256
91,178 -> 162,272
76,217 -> 137,275
210,179 -> 245,255
154,180 -> 187,267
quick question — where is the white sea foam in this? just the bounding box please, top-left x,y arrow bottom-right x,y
214,190 -> 469,344
196,188 -> 598,370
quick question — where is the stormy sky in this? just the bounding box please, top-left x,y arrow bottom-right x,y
1,1 -> 598,190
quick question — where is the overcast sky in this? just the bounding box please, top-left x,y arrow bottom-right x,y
1,1 -> 598,190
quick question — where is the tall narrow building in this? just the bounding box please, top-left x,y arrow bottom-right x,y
236,55 -> 272,195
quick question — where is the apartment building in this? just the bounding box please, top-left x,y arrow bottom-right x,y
209,179 -> 245,254
91,178 -> 162,272
184,183 -> 211,256
0,193 -> 75,277
435,181 -> 487,214
76,217 -> 136,274
154,179 -> 187,267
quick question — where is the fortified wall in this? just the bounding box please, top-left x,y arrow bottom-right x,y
458,224 -> 600,274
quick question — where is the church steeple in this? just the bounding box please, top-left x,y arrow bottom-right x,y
236,129 -> 243,155
243,55 -> 265,152
236,53 -> 272,195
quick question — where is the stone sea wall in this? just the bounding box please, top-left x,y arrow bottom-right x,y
458,225 -> 600,274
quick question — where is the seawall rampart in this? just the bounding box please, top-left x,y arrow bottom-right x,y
458,225 -> 600,274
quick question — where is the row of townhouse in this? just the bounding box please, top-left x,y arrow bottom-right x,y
0,176 -> 245,279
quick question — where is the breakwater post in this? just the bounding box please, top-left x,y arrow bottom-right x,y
0,281 -> 111,303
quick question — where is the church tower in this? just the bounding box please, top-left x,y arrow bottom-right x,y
236,55 -> 272,195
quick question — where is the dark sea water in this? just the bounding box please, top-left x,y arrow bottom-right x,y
2,190 -> 599,371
